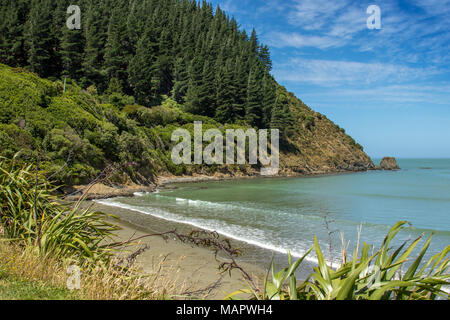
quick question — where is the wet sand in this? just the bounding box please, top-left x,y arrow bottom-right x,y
88,202 -> 268,300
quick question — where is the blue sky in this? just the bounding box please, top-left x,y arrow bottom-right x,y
209,0 -> 450,158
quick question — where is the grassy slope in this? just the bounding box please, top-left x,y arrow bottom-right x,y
0,64 -> 374,187
282,90 -> 374,174
0,269 -> 79,300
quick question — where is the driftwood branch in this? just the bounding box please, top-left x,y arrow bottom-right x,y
106,229 -> 261,295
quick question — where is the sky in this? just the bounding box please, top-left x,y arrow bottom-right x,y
209,0 -> 450,158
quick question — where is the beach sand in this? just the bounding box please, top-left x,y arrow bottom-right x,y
88,202 -> 267,300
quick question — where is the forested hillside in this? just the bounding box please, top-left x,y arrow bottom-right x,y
1,0 -> 282,130
0,0 -> 375,187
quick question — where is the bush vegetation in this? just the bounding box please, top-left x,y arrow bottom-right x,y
0,64 -> 270,186
0,155 -> 184,299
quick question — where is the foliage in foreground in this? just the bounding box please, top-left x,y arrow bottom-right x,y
0,242 -> 184,300
0,264 -> 79,300
230,222 -> 449,300
0,155 -> 119,261
0,156 -> 185,299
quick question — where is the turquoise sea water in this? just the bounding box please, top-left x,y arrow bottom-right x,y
98,159 -> 450,266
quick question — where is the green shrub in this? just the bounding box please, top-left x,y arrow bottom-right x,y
0,124 -> 35,158
0,155 -> 118,261
138,105 -> 181,127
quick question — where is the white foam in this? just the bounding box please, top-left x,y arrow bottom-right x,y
94,198 -> 334,267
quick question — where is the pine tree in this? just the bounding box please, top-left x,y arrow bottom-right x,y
25,0 -> 59,78
2,0 -> 281,129
128,28 -> 159,106
270,101 -> 284,133
127,0 -> 151,50
259,45 -> 272,72
261,75 -> 277,128
215,59 -> 237,123
249,29 -> 259,56
270,97 -> 294,142
153,29 -> 174,95
172,57 -> 189,104
185,55 -> 205,115
245,66 -> 264,127
82,0 -> 109,90
0,0 -> 29,67
104,1 -> 131,92
233,58 -> 248,120
59,0 -> 85,80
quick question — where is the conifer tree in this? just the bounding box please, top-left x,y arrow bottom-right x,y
59,0 -> 85,80
25,0 -> 59,78
82,0 -> 109,90
0,0 -> 293,130
185,55 -> 206,115
0,0 -> 29,67
245,67 -> 264,127
172,57 -> 189,104
128,29 -> 159,106
215,60 -> 237,123
104,2 -> 131,92
259,45 -> 272,72
233,58 -> 248,120
262,75 -> 277,127
153,29 -> 174,95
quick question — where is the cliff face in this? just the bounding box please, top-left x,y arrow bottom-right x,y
277,89 -> 375,175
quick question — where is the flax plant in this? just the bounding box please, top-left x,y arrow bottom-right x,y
232,222 -> 449,300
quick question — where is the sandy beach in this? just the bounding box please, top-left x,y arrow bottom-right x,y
88,202 -> 267,300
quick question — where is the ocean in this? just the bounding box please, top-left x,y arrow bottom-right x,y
97,159 -> 450,270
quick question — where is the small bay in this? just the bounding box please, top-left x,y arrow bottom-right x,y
98,159 -> 450,268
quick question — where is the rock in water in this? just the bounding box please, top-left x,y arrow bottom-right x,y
379,157 -> 400,170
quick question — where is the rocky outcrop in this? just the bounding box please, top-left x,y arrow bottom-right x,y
379,157 -> 400,170
63,183 -> 155,201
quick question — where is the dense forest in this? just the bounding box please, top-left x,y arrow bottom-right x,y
0,0 -> 289,131
0,0 -> 374,187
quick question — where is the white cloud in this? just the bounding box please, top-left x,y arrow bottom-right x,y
410,0 -> 450,15
273,58 -> 440,86
266,32 -> 346,49
287,0 -> 351,30
301,84 -> 450,107
327,6 -> 367,38
265,0 -> 449,66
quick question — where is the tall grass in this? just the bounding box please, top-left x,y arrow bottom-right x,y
0,154 -> 119,261
0,242 -> 185,300
0,155 -> 185,299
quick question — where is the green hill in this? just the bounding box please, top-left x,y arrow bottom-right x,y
0,64 -> 374,187
0,0 -> 374,187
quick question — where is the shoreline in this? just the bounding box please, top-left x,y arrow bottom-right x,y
71,168 -> 391,289
88,198 -> 320,293
87,201 -> 268,299
68,168 -> 377,202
